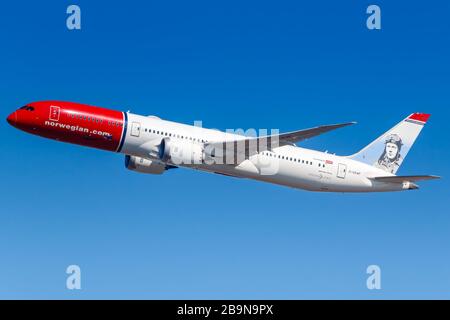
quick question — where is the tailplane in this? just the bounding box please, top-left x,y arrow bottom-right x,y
369,175 -> 440,183
368,175 -> 440,190
349,113 -> 430,174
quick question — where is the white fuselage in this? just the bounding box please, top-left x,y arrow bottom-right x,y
121,113 -> 404,193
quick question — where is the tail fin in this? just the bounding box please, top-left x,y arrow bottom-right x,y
349,113 -> 431,174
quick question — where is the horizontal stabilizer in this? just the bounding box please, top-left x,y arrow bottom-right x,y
369,175 -> 440,183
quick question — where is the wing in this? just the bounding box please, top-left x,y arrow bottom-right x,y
204,122 -> 355,164
275,122 -> 356,145
369,175 -> 440,183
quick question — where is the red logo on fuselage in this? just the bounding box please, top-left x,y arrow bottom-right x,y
49,105 -> 60,121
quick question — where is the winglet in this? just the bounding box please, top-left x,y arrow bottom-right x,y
408,113 -> 431,124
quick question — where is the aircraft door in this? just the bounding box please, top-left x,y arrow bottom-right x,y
131,122 -> 141,137
337,163 -> 347,179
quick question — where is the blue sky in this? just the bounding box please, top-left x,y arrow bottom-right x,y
0,1 -> 449,299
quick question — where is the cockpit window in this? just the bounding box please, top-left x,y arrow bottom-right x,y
19,106 -> 35,111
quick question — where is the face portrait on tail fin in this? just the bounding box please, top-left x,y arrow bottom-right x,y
374,134 -> 403,174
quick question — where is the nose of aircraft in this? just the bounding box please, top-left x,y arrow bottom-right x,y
6,111 -> 17,126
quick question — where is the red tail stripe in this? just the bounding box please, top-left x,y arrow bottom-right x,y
408,113 -> 431,123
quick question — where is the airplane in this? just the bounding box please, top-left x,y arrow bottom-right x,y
6,100 -> 439,193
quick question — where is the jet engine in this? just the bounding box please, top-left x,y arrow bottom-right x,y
125,155 -> 166,174
158,138 -> 203,165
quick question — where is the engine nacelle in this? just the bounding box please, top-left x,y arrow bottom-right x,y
125,155 -> 166,174
158,138 -> 203,165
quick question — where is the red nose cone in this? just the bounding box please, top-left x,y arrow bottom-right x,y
6,112 -> 16,126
